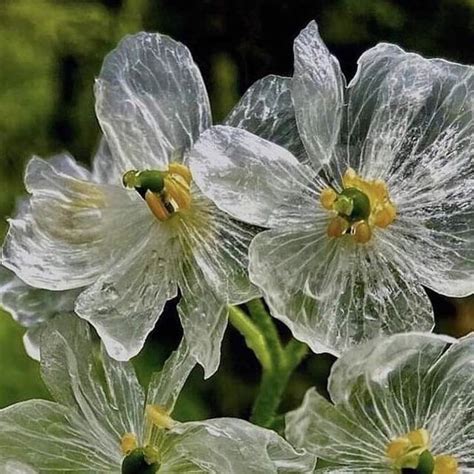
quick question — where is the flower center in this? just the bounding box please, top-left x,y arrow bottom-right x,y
123,163 -> 192,221
320,168 -> 396,244
386,428 -> 458,474
120,405 -> 175,474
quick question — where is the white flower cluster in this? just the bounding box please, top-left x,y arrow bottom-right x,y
0,20 -> 472,473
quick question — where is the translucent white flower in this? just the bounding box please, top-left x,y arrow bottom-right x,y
0,33 -> 273,376
285,332 -> 473,473
0,146 -> 114,360
0,316 -> 316,473
190,20 -> 474,356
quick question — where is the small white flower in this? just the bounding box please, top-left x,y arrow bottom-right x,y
0,33 -> 297,376
190,20 -> 474,356
0,316 -> 316,473
285,332 -> 473,473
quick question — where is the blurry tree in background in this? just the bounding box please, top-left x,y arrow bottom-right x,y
0,0 -> 472,418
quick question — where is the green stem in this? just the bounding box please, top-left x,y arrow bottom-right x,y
228,305 -> 272,371
228,301 -> 309,429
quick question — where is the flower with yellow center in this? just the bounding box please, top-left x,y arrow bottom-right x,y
285,333 -> 473,474
2,31 -> 273,378
190,20 -> 473,358
0,317 -> 316,473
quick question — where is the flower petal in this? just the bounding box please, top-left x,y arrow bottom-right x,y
292,20 -> 345,172
178,252 -> 228,378
91,137 -> 123,186
286,388 -> 387,466
190,125 -> 319,227
75,230 -> 177,361
224,75 -> 307,162
95,32 -> 211,171
0,400 -> 120,471
146,340 -> 197,413
0,266 -> 79,359
249,226 -> 434,356
2,156 -> 149,290
161,418 -> 316,473
40,315 -> 145,446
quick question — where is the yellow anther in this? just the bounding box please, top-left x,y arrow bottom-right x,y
145,404 -> 175,430
320,188 -> 338,210
434,455 -> 458,474
407,428 -> 430,448
145,190 -> 170,221
386,436 -> 411,460
120,432 -> 138,455
342,167 -> 358,188
374,203 -> 397,228
168,162 -> 192,185
164,175 -> 192,211
327,216 -> 349,238
353,221 -> 372,244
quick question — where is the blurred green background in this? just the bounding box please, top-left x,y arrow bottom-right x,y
0,0 -> 473,425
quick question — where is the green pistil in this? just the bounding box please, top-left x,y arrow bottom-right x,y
401,450 -> 435,474
123,170 -> 165,193
334,187 -> 371,222
121,447 -> 160,474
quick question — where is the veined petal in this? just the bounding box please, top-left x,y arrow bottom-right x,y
178,252 -> 228,379
0,400 -> 120,472
146,340 -> 197,413
95,32 -> 211,171
292,20 -> 345,172
91,137 -> 123,186
249,225 -> 434,357
190,125 -> 319,227
161,418 -> 316,473
224,75 -> 307,163
23,326 -> 43,361
75,230 -> 177,361
286,388 -> 387,466
40,316 -> 145,448
180,193 -> 259,304
424,334 -> 474,464
2,156 -> 149,290
0,266 -> 77,328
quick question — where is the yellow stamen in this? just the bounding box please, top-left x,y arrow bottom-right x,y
120,432 -> 138,455
434,454 -> 458,474
327,216 -> 349,238
145,190 -> 170,221
320,188 -> 338,210
168,162 -> 192,185
353,221 -> 372,243
407,428 -> 430,447
321,168 -> 396,244
145,404 -> 175,430
386,436 -> 411,460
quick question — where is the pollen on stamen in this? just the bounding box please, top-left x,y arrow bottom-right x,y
120,432 -> 138,455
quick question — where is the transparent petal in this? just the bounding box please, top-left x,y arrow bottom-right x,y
423,334 -> 474,464
292,20 -> 344,172
336,43 -> 408,177
2,157 -> 150,290
178,252 -> 228,379
40,316 -> 145,448
161,418 -> 316,473
23,326 -> 43,361
249,225 -> 434,356
0,460 -> 37,474
146,340 -> 197,413
95,32 -> 211,171
286,388 -> 387,466
190,125 -> 319,227
0,265 -> 78,345
91,137 -> 123,186
75,230 -> 177,361
224,75 -> 307,163
179,193 -> 260,304
0,400 -> 119,472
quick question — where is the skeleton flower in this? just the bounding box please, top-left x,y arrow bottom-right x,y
190,20 -> 474,356
0,316 -> 315,473
1,33 -> 269,377
0,148 -> 113,360
285,332 -> 473,473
